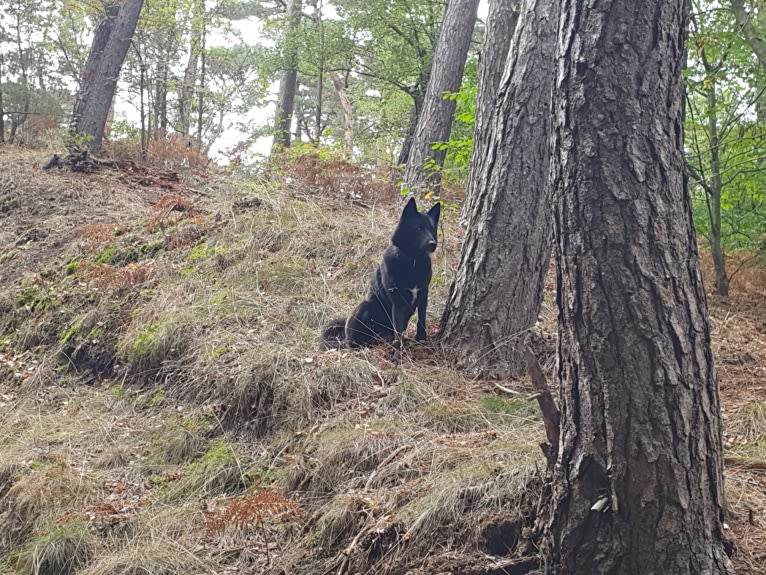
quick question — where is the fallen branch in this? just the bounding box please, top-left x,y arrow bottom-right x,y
524,341 -> 559,472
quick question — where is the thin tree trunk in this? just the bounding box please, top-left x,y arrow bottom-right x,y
461,0 -> 520,220
140,62 -> 147,158
295,79 -> 303,143
403,0 -> 479,194
396,93 -> 423,165
155,53 -> 169,137
0,51 -> 5,143
331,73 -> 353,150
196,13 -> 206,150
705,75 -> 729,295
730,0 -> 766,67
273,0 -> 302,150
546,0 -> 733,572
11,8 -> 30,142
314,0 -> 325,146
179,0 -> 203,137
73,0 -> 144,153
440,0 -> 557,379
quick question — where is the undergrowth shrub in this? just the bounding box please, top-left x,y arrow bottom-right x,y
104,136 -> 207,169
270,145 -> 399,202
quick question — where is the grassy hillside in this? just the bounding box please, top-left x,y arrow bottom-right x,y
0,146 -> 764,574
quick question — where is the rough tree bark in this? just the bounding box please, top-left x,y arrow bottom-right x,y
72,0 -> 144,153
403,0 -> 479,193
461,0 -> 520,220
546,0 -> 734,573
440,0 -> 557,379
273,0 -> 302,150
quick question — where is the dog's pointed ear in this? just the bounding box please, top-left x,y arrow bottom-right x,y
402,196 -> 418,217
428,202 -> 441,226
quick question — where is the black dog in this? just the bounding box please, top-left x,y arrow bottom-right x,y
321,197 -> 441,350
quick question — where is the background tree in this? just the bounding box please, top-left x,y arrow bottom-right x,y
546,0 -> 733,572
272,0 -> 302,149
730,0 -> 766,121
71,0 -> 144,153
685,1 -> 766,295
440,0 -> 557,379
402,0 -> 479,193
336,0 -> 444,163
461,0 -> 520,218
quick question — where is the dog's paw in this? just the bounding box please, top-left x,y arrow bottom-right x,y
389,347 -> 403,364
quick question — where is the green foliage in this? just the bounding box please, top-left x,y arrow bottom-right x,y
187,241 -> 228,261
93,241 -> 163,266
686,1 -> 766,256
93,246 -> 117,265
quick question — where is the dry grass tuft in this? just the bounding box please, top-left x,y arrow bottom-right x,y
1,460 -> 99,552
16,522 -> 93,575
158,428 -> 211,466
312,494 -> 370,552
78,540 -> 209,575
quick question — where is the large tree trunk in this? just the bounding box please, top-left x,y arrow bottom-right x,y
461,0 -> 520,220
273,0 -> 302,150
72,0 -> 144,154
402,0 -> 479,194
440,0 -> 556,379
546,0 -> 734,573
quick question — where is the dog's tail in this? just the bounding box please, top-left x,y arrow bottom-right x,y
320,318 -> 347,350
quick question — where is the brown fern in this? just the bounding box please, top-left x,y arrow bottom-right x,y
205,489 -> 301,537
78,262 -> 152,290
73,223 -> 129,245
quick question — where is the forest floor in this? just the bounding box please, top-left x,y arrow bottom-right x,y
0,145 -> 764,575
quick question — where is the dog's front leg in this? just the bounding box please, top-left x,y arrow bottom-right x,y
390,300 -> 409,362
416,286 -> 428,342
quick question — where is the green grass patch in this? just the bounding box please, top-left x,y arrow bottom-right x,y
481,396 -> 540,419
15,285 -> 57,312
163,439 -> 249,501
187,242 -> 228,261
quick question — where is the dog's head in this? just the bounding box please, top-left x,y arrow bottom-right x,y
391,197 -> 441,255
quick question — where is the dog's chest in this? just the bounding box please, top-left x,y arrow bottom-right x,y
407,286 -> 420,306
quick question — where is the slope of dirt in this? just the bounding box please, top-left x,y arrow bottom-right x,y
0,146 -> 764,575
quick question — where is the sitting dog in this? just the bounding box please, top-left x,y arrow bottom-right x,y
321,197 -> 441,349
